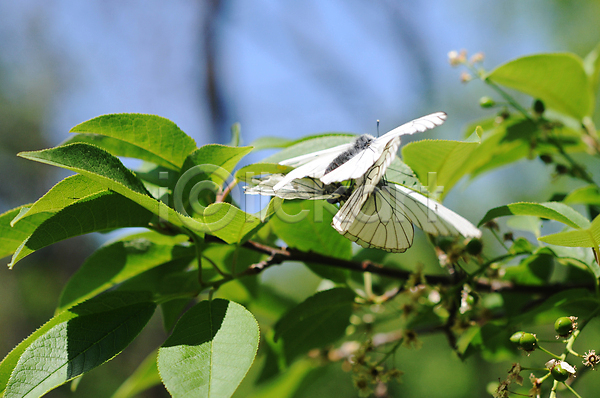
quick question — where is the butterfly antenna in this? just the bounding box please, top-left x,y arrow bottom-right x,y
376,119 -> 380,137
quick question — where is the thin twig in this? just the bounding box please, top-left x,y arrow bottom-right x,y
202,234 -> 596,295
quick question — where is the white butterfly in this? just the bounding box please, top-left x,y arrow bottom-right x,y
245,172 -> 481,253
273,112 -> 446,191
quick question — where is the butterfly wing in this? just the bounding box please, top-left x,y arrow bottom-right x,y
273,143 -> 353,190
320,112 -> 447,185
334,182 -> 414,253
278,142 -> 353,168
388,184 -> 482,238
331,149 -> 392,233
378,112 -> 447,141
245,174 -> 341,200
332,180 -> 481,253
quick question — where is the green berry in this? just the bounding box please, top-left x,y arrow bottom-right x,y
554,316 -> 577,337
510,331 -> 525,345
533,99 -> 545,115
519,333 -> 537,352
437,237 -> 454,252
465,238 -> 483,255
551,363 -> 570,382
479,96 -> 495,108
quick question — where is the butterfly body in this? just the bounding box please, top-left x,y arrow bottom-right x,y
273,112 -> 447,190
324,134 -> 375,174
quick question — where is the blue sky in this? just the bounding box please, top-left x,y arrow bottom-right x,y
1,0 -> 598,219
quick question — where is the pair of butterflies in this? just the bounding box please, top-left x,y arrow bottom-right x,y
245,112 -> 481,252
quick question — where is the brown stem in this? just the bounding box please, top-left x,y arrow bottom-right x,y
202,234 -> 596,295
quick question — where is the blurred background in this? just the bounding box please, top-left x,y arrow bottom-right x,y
1,1 -> 600,397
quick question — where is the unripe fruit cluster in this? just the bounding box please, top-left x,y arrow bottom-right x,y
510,331 -> 537,352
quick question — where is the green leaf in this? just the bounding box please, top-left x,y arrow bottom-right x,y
158,299 -> 260,398
10,174 -> 107,226
456,325 -> 482,356
274,288 -> 355,363
385,157 -> 422,189
202,203 -> 263,244
262,135 -> 355,164
269,200 -> 352,260
18,143 -> 193,231
229,123 -> 241,147
478,202 -> 590,229
242,359 -> 313,398
402,136 -> 480,198
465,120 -> 535,178
563,185 -> 600,206
4,301 -> 156,398
539,229 -> 595,247
69,113 -> 197,170
537,216 -> 600,278
201,243 -> 266,283
62,134 -> 174,170
503,252 -> 554,285
0,205 -> 37,259
111,350 -> 161,398
180,144 -> 253,184
584,41 -> 600,92
19,143 -> 149,195
486,53 -> 594,120
235,163 -> 294,184
0,292 -> 153,396
457,117 -> 587,181
9,191 -> 155,268
116,256 -> 200,299
160,299 -> 194,332
0,313 -> 75,396
248,136 -> 293,151
57,232 -> 194,312
511,288 -> 596,325
174,144 -> 253,221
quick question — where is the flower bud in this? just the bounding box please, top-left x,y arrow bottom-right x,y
470,52 -> 485,64
460,71 -> 472,83
479,96 -> 495,108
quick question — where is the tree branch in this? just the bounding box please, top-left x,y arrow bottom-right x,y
202,235 -> 596,295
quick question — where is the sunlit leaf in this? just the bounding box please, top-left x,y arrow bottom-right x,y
4,294 -> 156,398
486,53 -> 594,120
158,299 -> 259,398
402,135 -> 480,198
478,202 -> 590,229
18,143 -> 193,231
9,191 -> 155,268
69,113 -> 197,170
0,205 -> 36,260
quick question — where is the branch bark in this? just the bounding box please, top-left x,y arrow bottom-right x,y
202,235 -> 596,295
